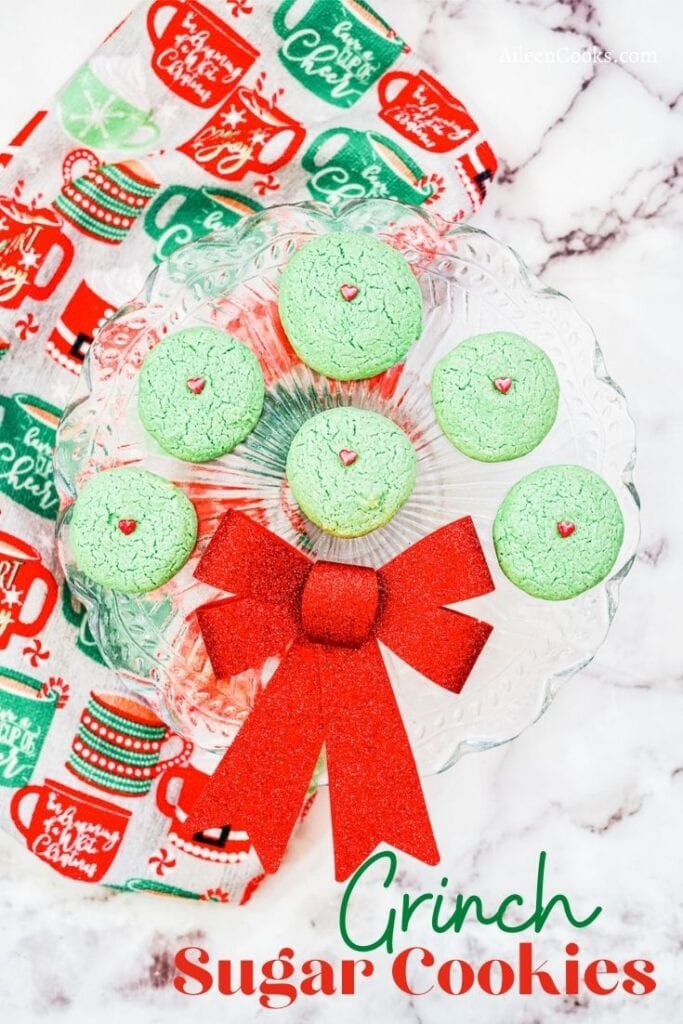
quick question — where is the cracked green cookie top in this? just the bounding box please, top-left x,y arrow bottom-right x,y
137,327 -> 264,462
277,231 -> 423,381
493,465 -> 624,600
286,407 -> 417,537
70,467 -> 197,594
431,331 -> 560,462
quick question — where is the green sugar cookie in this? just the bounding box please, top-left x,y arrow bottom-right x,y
286,407 -> 417,537
70,467 -> 197,593
277,232 -> 423,381
493,465 -> 624,600
138,327 -> 264,462
432,331 -> 560,462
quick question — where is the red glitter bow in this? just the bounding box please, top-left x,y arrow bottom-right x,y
186,511 -> 494,881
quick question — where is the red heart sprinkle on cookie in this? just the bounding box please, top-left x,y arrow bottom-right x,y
494,377 -> 513,394
339,449 -> 358,466
340,284 -> 359,302
118,519 -> 137,535
557,521 -> 576,538
187,377 -> 206,394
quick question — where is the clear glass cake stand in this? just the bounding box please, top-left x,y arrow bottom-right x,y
55,198 -> 639,781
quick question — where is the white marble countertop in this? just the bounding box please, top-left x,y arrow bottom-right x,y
1,1 -> 681,1021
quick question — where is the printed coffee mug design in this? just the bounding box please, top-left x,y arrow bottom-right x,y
0,531 -> 58,651
0,668 -> 58,788
0,394 -> 62,519
156,763 -> 252,863
455,139 -> 498,213
178,84 -> 306,181
10,777 -> 131,882
144,183 -> 263,261
67,691 -> 193,797
46,279 -> 116,375
303,127 -> 433,207
61,584 -> 105,665
54,149 -> 160,245
274,0 -> 403,108
147,0 -> 260,108
58,64 -> 160,151
378,69 -> 478,152
0,197 -> 73,310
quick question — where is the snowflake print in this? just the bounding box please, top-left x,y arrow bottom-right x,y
18,247 -> 39,270
65,86 -> 128,145
1,586 -> 23,608
220,105 -> 246,130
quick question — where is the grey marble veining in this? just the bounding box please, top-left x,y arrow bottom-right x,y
0,1 -> 681,1020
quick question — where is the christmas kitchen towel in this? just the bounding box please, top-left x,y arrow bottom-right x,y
0,0 -> 497,902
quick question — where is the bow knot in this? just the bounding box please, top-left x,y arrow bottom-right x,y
301,561 -> 379,648
186,510 -> 495,881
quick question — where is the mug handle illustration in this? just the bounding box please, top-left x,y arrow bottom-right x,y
62,148 -> 100,186
152,736 -> 194,780
25,232 -> 74,303
144,185 -> 194,238
251,120 -> 306,175
12,561 -> 58,640
119,117 -> 161,152
147,0 -> 183,45
155,765 -> 187,817
302,127 -> 356,173
377,71 -> 414,108
273,0 -> 307,38
10,784 -> 42,839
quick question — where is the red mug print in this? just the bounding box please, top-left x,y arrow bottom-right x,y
10,777 -> 131,882
0,198 -> 73,310
455,139 -> 498,212
46,280 -> 116,375
0,531 -> 58,651
156,763 -> 252,862
378,69 -> 478,153
67,691 -> 193,798
147,0 -> 260,108
179,84 -> 306,181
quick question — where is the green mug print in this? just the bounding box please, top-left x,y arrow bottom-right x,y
302,127 -> 433,207
274,0 -> 403,108
144,184 -> 263,262
0,668 -> 58,788
58,65 -> 160,152
0,393 -> 62,519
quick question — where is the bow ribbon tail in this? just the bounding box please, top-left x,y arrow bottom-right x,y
185,643 -> 325,874
320,642 -> 440,882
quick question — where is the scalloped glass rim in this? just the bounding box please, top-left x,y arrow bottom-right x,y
54,198 -> 640,779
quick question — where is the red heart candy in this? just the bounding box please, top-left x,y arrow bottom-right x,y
187,376 -> 206,394
494,377 -> 513,394
340,284 -> 359,302
339,449 -> 358,466
118,519 -> 137,535
557,521 -> 576,538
